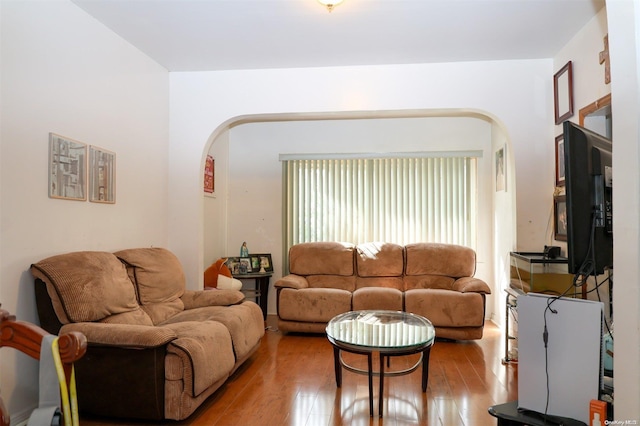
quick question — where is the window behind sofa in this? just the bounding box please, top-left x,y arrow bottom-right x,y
282,153 -> 478,249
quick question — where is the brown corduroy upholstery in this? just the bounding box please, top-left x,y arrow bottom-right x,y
275,241 -> 491,340
32,248 -> 265,421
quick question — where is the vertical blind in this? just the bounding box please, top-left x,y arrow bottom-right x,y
283,156 -> 477,249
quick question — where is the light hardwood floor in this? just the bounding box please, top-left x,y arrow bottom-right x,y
81,317 -> 517,426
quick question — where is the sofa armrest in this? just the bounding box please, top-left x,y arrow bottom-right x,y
181,289 -> 244,309
60,322 -> 177,348
452,277 -> 492,294
274,274 -> 309,290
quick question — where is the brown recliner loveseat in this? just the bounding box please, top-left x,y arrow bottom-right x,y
31,247 -> 265,421
275,242 -> 491,340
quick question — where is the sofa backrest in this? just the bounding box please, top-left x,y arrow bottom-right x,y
114,248 -> 186,324
403,243 -> 476,290
355,242 -> 404,290
405,243 -> 476,277
31,251 -> 144,325
288,242 -> 356,291
286,241 -> 478,292
289,242 -> 355,276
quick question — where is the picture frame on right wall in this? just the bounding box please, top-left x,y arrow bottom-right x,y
554,61 -> 574,124
554,195 -> 568,241
495,146 -> 506,192
555,134 -> 565,187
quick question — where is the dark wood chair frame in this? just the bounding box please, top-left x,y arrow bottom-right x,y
0,307 -> 87,426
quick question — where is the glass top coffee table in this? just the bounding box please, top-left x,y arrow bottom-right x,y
326,310 -> 436,417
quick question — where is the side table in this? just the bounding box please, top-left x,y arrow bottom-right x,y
502,287 -> 524,364
233,272 -> 271,320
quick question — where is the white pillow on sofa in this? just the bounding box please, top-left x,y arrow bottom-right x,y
217,274 -> 243,290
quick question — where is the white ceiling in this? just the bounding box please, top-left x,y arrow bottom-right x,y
72,0 -> 606,72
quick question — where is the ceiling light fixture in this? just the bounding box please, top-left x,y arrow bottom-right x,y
317,0 -> 344,12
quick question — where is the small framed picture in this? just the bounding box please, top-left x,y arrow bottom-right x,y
225,257 -> 240,275
554,61 -> 574,124
554,195 -> 567,241
204,155 -> 215,196
239,257 -> 252,274
250,256 -> 260,271
254,254 -> 273,273
89,146 -> 116,203
225,257 -> 252,274
495,146 -> 506,192
49,133 -> 87,201
555,134 -> 565,187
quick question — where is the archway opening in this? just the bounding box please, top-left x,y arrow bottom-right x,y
201,109 -> 516,324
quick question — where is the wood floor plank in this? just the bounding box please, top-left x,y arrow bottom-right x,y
80,319 -> 515,426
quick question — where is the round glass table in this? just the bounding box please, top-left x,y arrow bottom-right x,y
326,310 -> 436,417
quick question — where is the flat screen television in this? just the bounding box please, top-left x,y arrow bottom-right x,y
563,121 -> 613,275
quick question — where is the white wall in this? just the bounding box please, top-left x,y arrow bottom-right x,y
492,119 -> 518,333
174,8 -> 640,414
555,8 -> 611,123
552,7 -> 614,319
223,116 -> 495,316
3,0 -> 634,421
170,60 -> 554,306
607,0 -> 640,420
553,3 -> 640,419
0,0 -> 169,422
203,127 -> 229,267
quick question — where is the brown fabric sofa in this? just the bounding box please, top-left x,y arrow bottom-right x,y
275,242 -> 491,340
31,247 -> 265,421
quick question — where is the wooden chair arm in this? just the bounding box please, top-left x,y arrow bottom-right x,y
0,308 -> 87,363
0,307 -> 87,426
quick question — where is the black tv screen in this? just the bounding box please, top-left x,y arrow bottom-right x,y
563,121 -> 613,275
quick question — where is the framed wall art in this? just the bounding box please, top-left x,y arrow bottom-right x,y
554,195 -> 567,241
495,146 -> 506,192
204,155 -> 215,196
89,146 -> 116,203
49,133 -> 87,201
554,61 -> 574,124
555,134 -> 565,187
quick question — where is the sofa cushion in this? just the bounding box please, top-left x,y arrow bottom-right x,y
405,289 -> 485,328
405,243 -> 476,278
31,251 -> 139,324
163,320 -> 235,397
181,289 -> 245,309
278,288 -> 352,322
356,242 -> 404,277
356,276 -> 404,290
161,302 -> 264,362
115,248 -> 186,324
289,242 -> 355,276
403,275 -> 456,291
99,308 -> 154,326
352,287 -> 403,311
307,275 -> 356,291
